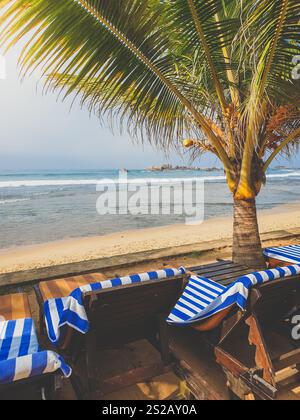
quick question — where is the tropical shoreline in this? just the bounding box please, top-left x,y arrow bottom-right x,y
0,201 -> 299,275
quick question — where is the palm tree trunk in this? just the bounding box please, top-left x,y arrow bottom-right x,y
232,198 -> 266,269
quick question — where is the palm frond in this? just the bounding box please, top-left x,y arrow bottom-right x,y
1,0 -> 300,196
240,0 -> 300,103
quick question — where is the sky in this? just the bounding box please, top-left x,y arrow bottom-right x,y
0,46 -> 299,171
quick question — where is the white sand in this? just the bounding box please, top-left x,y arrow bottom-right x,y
0,202 -> 299,274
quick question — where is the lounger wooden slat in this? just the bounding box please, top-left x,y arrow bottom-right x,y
189,262 -> 253,288
188,260 -> 233,271
39,272 -> 107,301
0,293 -> 32,321
188,262 -> 239,275
273,349 -> 300,372
209,266 -> 252,278
190,263 -> 249,279
210,269 -> 256,284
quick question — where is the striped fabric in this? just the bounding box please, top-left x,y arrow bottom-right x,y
264,245 -> 300,265
44,267 -> 186,345
0,351 -> 72,385
0,293 -> 31,322
0,319 -> 40,361
0,319 -> 72,385
167,265 -> 300,325
39,272 -> 107,301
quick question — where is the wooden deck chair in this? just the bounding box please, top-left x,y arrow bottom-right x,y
264,245 -> 300,268
35,272 -> 107,348
0,293 -> 71,400
167,264 -> 300,400
215,271 -> 300,400
35,268 -> 187,398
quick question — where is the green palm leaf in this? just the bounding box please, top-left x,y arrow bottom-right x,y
0,0 -> 299,194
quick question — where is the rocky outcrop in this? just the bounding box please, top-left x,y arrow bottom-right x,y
145,165 -> 222,172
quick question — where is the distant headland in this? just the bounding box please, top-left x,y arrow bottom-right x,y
145,164 -> 223,172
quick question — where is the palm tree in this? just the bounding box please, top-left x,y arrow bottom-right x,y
1,0 -> 299,267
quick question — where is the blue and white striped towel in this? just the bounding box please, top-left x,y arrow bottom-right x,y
264,245 -> 300,264
0,318 -> 72,384
167,265 -> 300,325
0,350 -> 72,385
0,318 -> 40,361
44,267 -> 186,345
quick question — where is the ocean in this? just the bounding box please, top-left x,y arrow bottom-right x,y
0,168 -> 300,249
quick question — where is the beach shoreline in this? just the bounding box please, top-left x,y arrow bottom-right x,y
0,201 -> 300,275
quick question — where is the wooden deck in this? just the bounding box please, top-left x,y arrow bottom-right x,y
188,259 -> 256,285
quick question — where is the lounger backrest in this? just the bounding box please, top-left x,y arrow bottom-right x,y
83,274 -> 186,347
249,273 -> 300,323
264,245 -> 300,265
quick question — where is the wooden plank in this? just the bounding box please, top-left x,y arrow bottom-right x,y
102,372 -> 183,401
190,264 -> 240,276
200,263 -> 247,274
188,260 -> 233,272
175,360 -> 227,400
170,328 -> 230,400
215,347 -> 248,377
209,268 -> 254,280
211,270 -> 256,285
190,262 -> 253,284
189,260 -> 256,286
99,363 -> 167,395
273,349 -> 300,372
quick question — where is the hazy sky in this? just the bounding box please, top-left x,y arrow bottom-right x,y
0,46 -> 299,171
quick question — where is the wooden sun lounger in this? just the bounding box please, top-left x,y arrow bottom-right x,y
170,260 -> 300,400
80,272 -> 188,398
0,293 -> 58,400
35,270 -> 187,399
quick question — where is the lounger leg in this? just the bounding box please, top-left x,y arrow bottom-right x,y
158,314 -> 171,365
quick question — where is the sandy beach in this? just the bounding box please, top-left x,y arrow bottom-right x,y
0,202 -> 299,274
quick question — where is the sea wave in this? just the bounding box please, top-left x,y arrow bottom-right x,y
267,172 -> 300,179
0,171 -> 299,188
0,198 -> 30,204
0,177 -> 224,188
